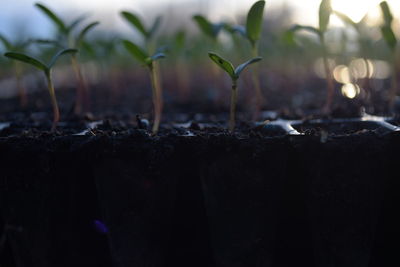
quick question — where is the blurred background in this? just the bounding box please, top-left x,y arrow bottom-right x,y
1,0 -> 400,118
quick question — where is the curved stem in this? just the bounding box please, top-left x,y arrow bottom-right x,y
149,63 -> 163,134
71,54 -> 89,114
229,80 -> 238,132
389,50 -> 398,108
45,71 -> 60,132
321,35 -> 334,115
251,43 -> 263,120
14,62 -> 27,108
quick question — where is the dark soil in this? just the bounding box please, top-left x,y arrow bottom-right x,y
0,88 -> 399,266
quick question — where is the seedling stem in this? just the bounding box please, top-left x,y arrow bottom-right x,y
45,71 -> 60,131
230,80 -> 238,132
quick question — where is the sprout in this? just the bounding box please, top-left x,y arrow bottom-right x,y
120,11 -> 161,51
192,15 -> 224,42
333,10 -> 372,106
208,52 -> 262,132
123,40 -> 165,134
230,0 -> 266,120
4,49 -> 78,131
379,1 -> 398,109
290,0 -> 333,115
0,34 -> 31,107
35,2 -> 99,115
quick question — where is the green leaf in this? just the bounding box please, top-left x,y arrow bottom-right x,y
35,3 -> 68,33
122,40 -> 149,65
290,25 -> 321,36
0,34 -> 12,50
32,38 -> 64,47
121,11 -> 148,38
48,48 -> 78,68
235,57 -> 262,77
380,1 -> 393,26
381,25 -> 397,51
319,0 -> 332,32
149,16 -> 162,39
193,15 -> 217,40
333,11 -> 358,30
246,0 -> 265,46
4,52 -> 47,72
208,52 -> 236,80
76,21 -> 99,47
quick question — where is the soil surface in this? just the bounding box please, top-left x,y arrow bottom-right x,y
0,89 -> 399,266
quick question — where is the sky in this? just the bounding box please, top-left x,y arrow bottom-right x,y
1,0 -> 400,40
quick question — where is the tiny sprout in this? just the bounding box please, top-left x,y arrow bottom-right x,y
290,0 -> 333,114
379,1 -> 399,108
121,11 -> 162,47
123,40 -> 165,134
192,15 -> 224,41
0,34 -> 31,107
230,0 -> 265,120
35,2 -> 99,114
208,52 -> 262,132
4,49 -> 78,131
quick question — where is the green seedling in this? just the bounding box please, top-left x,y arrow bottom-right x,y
230,0 -> 265,120
208,52 -> 262,132
120,11 -> 161,51
192,15 -> 224,42
333,10 -> 372,103
35,2 -> 99,114
123,40 -> 165,134
0,34 -> 31,107
290,0 -> 333,114
379,1 -> 398,108
4,49 -> 78,131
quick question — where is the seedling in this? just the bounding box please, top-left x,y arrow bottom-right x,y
333,10 -> 372,103
379,1 -> 398,108
231,0 -> 265,119
4,49 -> 78,131
208,52 -> 262,132
290,0 -> 334,114
35,2 -> 99,114
192,15 -> 224,42
122,40 -> 165,134
120,11 -> 161,51
0,34 -> 30,107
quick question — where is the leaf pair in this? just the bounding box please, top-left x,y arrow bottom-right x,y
192,15 -> 225,41
208,52 -> 262,81
35,3 -> 99,48
121,11 -> 161,41
4,49 -> 78,74
123,40 -> 165,67
226,1 -> 265,47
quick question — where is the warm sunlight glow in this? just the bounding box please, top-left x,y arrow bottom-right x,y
341,83 -> 360,99
331,0 -> 380,23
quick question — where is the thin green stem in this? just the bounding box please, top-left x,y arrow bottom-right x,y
71,54 -> 89,114
149,63 -> 163,134
14,62 -> 27,108
320,34 -> 334,114
363,57 -> 371,106
45,71 -> 60,132
388,48 -> 399,109
229,80 -> 238,132
251,43 -> 263,120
